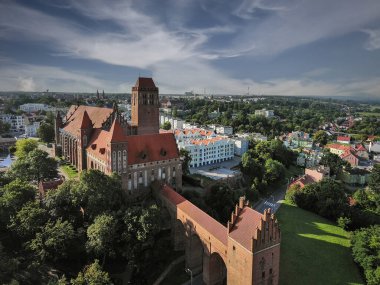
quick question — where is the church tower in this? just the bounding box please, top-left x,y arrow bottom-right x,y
131,77 -> 159,135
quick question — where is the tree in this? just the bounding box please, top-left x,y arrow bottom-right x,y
179,148 -> 192,174
8,201 -> 48,239
171,107 -> 178,118
9,149 -> 58,182
28,218 -> 76,262
0,121 -> 10,135
0,179 -> 35,226
121,205 -> 161,267
369,164 -> 380,195
15,138 -> 38,158
205,184 -> 237,223
76,170 -> 125,221
71,260 -> 112,285
86,214 -> 117,266
263,159 -> 285,184
320,151 -> 348,176
0,242 -> 19,283
351,225 -> 380,285
241,150 -> 263,182
38,123 -> 55,143
313,130 -> 328,145
161,121 -> 171,130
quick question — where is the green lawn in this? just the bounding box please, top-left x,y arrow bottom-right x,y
277,200 -> 364,285
60,164 -> 78,179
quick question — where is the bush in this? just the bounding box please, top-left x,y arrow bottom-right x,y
8,145 -> 16,154
337,216 -> 351,230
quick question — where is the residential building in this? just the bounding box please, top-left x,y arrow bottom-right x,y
325,143 -> 351,156
0,114 -> 25,133
174,128 -> 215,143
25,121 -> 40,137
209,124 -> 233,135
296,150 -> 322,168
178,137 -> 235,168
55,77 -> 182,194
337,136 -> 351,144
232,137 -> 249,156
19,103 -> 51,113
289,166 -> 329,189
341,150 -> 359,167
255,109 -> 274,118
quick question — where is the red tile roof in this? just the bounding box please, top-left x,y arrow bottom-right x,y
109,119 -> 127,142
135,77 -> 157,88
125,133 -> 179,165
355,144 -> 366,151
86,131 -> 179,165
63,105 -> 113,135
229,207 -> 264,250
80,110 -> 92,129
337,136 -> 350,142
86,129 -> 110,161
326,143 -> 351,151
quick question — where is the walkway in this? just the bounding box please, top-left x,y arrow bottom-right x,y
153,255 -> 185,285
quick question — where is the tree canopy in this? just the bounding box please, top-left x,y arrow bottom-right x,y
15,138 -> 38,158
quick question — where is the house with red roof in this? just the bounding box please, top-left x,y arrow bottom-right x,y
55,78 -> 182,193
337,136 -> 351,144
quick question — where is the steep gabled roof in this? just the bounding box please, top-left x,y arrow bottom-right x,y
80,110 -> 92,129
337,136 -> 350,142
63,105 -> 113,135
109,119 -> 127,142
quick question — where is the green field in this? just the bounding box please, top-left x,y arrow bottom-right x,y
277,200 -> 364,285
358,111 -> 380,117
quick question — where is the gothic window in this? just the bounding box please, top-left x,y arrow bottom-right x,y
118,150 -> 122,170
123,150 -> 127,169
83,135 -> 87,146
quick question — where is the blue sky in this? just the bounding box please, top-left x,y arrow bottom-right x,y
0,0 -> 380,98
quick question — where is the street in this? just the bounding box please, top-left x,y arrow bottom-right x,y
253,184 -> 287,214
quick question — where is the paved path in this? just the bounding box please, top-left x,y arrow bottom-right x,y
153,255 -> 185,285
181,273 -> 204,285
253,184 -> 287,214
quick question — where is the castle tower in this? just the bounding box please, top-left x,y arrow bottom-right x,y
131,77 -> 159,135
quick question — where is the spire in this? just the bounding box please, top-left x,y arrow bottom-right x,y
102,90 -> 105,99
80,110 -> 92,129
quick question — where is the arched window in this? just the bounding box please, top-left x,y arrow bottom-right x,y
83,135 -> 87,146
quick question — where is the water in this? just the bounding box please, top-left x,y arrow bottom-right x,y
0,154 -> 14,168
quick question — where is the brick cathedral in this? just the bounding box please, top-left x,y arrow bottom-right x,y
55,77 -> 182,193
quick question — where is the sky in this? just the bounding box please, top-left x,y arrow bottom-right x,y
0,0 -> 380,98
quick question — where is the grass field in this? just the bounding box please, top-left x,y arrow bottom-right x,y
276,200 -> 364,285
60,164 -> 78,179
358,111 -> 380,117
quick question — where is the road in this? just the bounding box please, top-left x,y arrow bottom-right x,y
253,184 -> 287,214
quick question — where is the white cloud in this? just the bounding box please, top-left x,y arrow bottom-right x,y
17,77 -> 36,92
362,29 -> 380,51
0,63 -> 107,92
0,0 -> 379,98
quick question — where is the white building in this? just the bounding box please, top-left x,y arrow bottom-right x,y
0,114 -> 25,133
209,124 -> 233,135
255,109 -> 274,118
174,128 -> 215,143
19,103 -> 51,113
160,115 -> 185,130
178,137 -> 235,168
232,138 -> 249,156
25,121 -> 40,137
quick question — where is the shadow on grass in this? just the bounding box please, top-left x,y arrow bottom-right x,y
277,201 -> 363,285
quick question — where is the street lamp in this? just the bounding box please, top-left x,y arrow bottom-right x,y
185,268 -> 193,285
